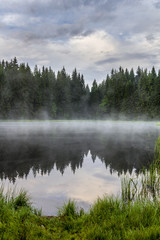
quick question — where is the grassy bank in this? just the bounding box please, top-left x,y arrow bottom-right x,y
1,139 -> 160,239
1,190 -> 160,240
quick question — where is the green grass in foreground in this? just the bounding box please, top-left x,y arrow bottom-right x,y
1,190 -> 160,240
1,137 -> 160,239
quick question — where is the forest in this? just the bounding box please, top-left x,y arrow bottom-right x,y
0,57 -> 160,119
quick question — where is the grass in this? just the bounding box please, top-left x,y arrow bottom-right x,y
1,138 -> 160,239
1,191 -> 160,239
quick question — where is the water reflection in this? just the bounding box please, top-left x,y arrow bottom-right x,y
0,121 -> 159,214
0,121 -> 159,182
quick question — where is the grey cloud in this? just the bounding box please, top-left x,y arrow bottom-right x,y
0,0 -> 95,41
0,1 -> 81,18
9,21 -> 86,43
11,31 -> 43,43
96,52 -> 158,66
56,23 -> 84,38
0,23 -> 6,29
1,0 -> 152,43
154,1 -> 160,8
146,34 -> 155,42
126,52 -> 157,60
0,0 -> 124,20
81,30 -> 93,36
20,0 -> 101,15
97,57 -> 120,65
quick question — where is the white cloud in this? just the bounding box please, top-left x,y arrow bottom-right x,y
45,31 -> 118,82
69,31 -> 116,65
1,13 -> 42,28
2,14 -> 26,27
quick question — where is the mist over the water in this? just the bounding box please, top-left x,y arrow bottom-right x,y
0,120 -> 160,215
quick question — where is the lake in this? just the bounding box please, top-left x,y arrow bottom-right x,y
0,120 -> 160,215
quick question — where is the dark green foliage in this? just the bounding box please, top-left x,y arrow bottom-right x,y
13,190 -> 31,210
1,58 -> 160,119
58,200 -> 79,218
0,59 -> 89,119
102,66 -> 160,118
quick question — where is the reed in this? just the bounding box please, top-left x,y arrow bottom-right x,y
121,136 -> 160,203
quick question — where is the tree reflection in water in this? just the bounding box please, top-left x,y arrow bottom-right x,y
0,121 -> 159,183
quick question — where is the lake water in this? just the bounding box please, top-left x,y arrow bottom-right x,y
0,120 -> 160,215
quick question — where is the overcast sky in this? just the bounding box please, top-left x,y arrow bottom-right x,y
0,0 -> 160,85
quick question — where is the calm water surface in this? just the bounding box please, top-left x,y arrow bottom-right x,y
0,120 -> 159,215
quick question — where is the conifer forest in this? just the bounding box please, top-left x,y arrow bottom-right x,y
0,57 -> 160,119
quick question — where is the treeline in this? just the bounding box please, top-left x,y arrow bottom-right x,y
0,57 -> 160,119
102,66 -> 160,119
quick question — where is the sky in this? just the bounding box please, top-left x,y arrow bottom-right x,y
0,0 -> 160,85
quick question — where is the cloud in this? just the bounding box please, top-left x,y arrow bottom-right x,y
0,0 -> 160,85
0,30 -> 118,84
146,34 -> 155,42
97,58 -> 119,65
95,30 -> 160,73
96,53 -> 158,66
0,0 -> 137,41
1,0 -> 159,43
154,0 -> 160,8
